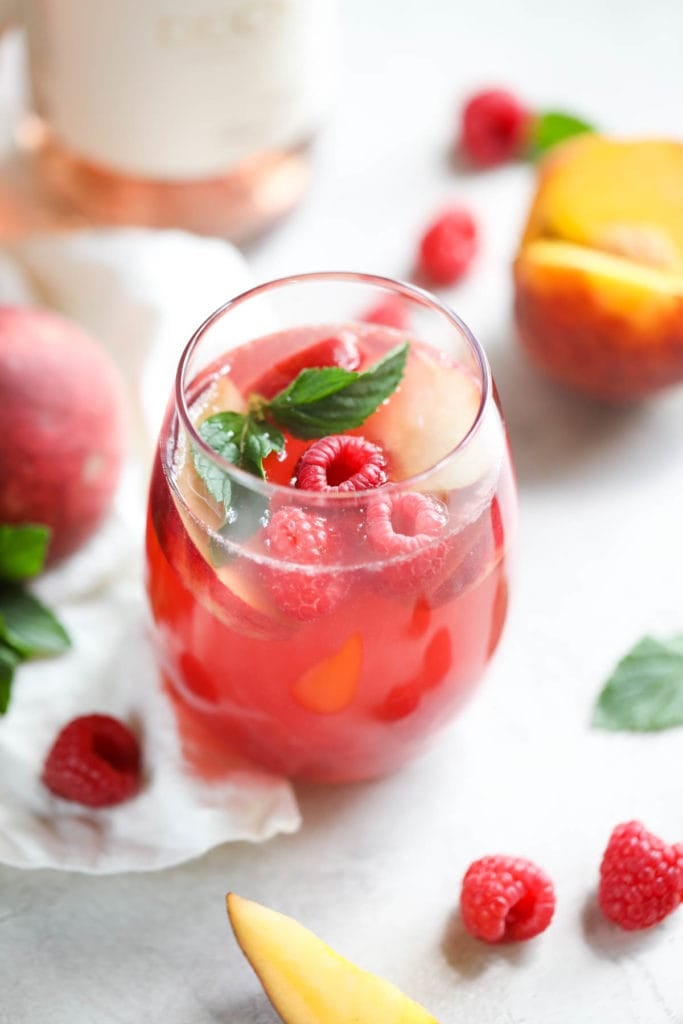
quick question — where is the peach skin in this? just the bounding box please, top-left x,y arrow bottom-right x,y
514,136 -> 683,401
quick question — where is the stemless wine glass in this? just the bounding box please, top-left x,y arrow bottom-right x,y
145,273 -> 517,782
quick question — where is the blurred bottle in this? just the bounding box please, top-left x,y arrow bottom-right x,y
20,0 -> 336,240
0,0 -> 19,31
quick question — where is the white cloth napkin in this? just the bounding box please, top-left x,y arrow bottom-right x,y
0,229 -> 301,873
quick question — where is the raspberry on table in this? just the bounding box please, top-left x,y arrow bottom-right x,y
366,491 -> 449,595
460,855 -> 556,943
261,506 -> 348,620
294,435 -> 388,492
460,88 -> 532,167
417,208 -> 478,286
42,714 -> 142,809
360,296 -> 410,330
598,820 -> 683,931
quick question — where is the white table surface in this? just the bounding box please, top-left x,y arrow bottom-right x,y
3,1 -> 683,1021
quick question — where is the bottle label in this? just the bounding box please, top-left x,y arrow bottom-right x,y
25,0 -> 336,179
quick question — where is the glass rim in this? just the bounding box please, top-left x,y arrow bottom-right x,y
175,270 -> 492,500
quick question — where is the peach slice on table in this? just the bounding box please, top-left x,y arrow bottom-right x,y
226,893 -> 441,1024
514,135 -> 683,400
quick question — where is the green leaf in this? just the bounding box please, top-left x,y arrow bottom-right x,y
271,365 -> 358,406
0,524 -> 51,581
592,634 -> 683,732
193,412 -> 285,518
240,420 -> 286,478
0,643 -> 20,715
0,585 -> 71,658
267,342 -> 409,440
531,111 -> 595,156
192,449 -> 234,512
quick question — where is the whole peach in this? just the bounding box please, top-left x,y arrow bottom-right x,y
0,306 -> 126,564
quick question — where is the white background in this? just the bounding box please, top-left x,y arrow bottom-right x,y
3,0 -> 683,1021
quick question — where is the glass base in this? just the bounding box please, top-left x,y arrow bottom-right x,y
20,119 -> 312,242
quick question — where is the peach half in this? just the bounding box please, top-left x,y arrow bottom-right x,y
513,136 -> 683,400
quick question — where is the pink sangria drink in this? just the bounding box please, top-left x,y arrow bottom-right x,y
146,274 -> 516,781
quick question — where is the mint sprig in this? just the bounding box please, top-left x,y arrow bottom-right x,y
192,342 -> 409,521
531,111 -> 595,157
193,411 -> 285,517
0,524 -> 71,715
268,342 -> 408,439
592,634 -> 683,732
198,412 -> 285,481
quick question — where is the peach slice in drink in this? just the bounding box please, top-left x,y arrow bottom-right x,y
363,344 -> 504,493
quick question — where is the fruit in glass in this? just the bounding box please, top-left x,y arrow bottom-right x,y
145,273 -> 517,781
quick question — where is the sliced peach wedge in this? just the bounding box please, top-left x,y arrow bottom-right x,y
514,135 -> 683,400
226,893 -> 441,1024
362,343 -> 505,492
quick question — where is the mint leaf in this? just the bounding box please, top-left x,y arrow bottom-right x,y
271,365 -> 357,406
240,419 -> 286,478
0,524 -> 51,581
200,412 -> 285,478
592,634 -> 683,732
267,342 -> 409,440
193,412 -> 285,516
193,447 -> 233,512
0,643 -> 20,715
0,586 -> 71,658
531,111 -> 595,156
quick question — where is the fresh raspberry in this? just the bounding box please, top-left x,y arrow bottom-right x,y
460,88 -> 532,167
261,507 -> 348,620
249,333 -> 360,399
265,568 -> 349,622
360,296 -> 410,330
598,821 -> 683,931
264,506 -> 341,561
417,208 -> 478,285
366,491 -> 448,595
294,435 -> 388,493
460,855 -> 556,943
42,714 -> 142,808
